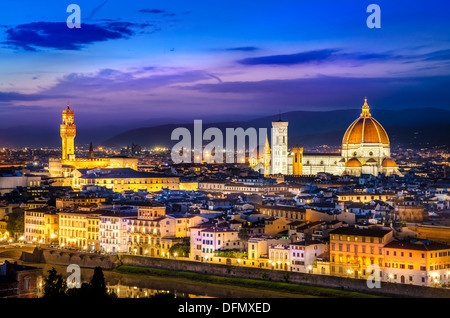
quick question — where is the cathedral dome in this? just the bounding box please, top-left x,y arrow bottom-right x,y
342,99 -> 389,145
345,158 -> 362,167
382,158 -> 397,167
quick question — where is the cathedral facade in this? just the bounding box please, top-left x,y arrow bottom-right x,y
250,99 -> 401,177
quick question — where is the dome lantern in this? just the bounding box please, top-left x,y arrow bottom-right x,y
360,97 -> 371,118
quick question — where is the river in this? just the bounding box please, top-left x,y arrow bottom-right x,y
34,264 -> 317,298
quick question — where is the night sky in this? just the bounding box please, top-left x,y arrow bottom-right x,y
0,0 -> 450,129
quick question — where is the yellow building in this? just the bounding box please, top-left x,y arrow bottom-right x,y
49,104 -> 138,178
179,181 -> 199,191
0,219 -> 8,239
408,224 -> 450,244
383,240 -> 450,287
24,208 -> 58,244
56,197 -> 107,209
129,206 -> 206,256
258,205 -> 306,221
292,147 -> 303,176
58,211 -> 101,249
337,192 -> 395,203
71,168 -> 180,193
87,215 -> 100,251
44,213 -> 59,245
264,217 -> 292,236
329,227 -> 393,279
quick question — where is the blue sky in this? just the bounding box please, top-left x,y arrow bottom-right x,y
0,0 -> 450,128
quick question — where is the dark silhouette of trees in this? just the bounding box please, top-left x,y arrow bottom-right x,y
42,267 -> 68,299
42,266 -> 116,298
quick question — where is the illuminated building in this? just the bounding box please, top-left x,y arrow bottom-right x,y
249,134 -> 271,176
329,227 -> 393,279
271,118 -> 288,175
268,244 -> 290,270
257,205 -> 306,221
128,206 -> 205,257
49,104 -> 138,178
58,211 -> 102,249
337,192 -> 395,203
86,214 -> 100,251
302,99 -> 402,176
99,211 -> 137,254
71,168 -> 180,193
383,240 -> 450,286
24,208 -> 58,244
289,241 -> 326,273
191,227 -> 241,262
251,99 -> 402,177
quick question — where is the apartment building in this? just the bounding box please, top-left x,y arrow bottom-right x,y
329,227 -> 393,279
383,239 -> 450,287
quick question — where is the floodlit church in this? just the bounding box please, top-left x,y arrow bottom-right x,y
251,98 -> 402,177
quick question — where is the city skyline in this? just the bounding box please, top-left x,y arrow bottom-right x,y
0,1 -> 450,303
0,0 -> 450,130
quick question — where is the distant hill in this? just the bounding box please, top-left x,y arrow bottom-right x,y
103,108 -> 450,149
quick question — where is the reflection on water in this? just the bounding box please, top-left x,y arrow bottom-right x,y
34,274 -> 211,298
106,285 -> 209,298
35,264 -> 310,298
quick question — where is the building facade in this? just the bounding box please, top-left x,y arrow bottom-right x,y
329,227 -> 393,279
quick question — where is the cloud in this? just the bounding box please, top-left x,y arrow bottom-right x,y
138,8 -> 177,17
179,75 -> 450,110
422,49 -> 450,61
3,21 -> 154,51
0,91 -> 64,102
226,46 -> 259,52
139,9 -> 166,14
39,67 -> 219,97
237,49 -> 340,65
235,49 -> 411,66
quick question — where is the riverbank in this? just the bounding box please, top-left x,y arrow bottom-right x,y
113,265 -> 382,298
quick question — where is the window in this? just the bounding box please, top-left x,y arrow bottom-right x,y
23,276 -> 31,290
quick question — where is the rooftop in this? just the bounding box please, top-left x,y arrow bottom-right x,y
329,226 -> 392,238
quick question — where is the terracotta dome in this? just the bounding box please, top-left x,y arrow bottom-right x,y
366,158 -> 377,163
382,158 -> 398,167
342,99 -> 389,145
345,158 -> 362,167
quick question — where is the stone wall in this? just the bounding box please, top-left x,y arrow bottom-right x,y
119,255 -> 450,298
20,248 -> 119,270
21,248 -> 450,298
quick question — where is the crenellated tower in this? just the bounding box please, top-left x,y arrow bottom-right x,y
60,103 -> 76,160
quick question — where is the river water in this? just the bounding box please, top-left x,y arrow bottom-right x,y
35,264 -> 313,298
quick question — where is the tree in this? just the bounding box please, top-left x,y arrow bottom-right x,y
43,267 -> 117,298
89,266 -> 108,297
238,228 -> 249,242
42,267 -> 67,299
169,242 -> 190,257
6,210 -> 24,237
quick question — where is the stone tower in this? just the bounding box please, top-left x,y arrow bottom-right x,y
292,146 -> 303,175
89,142 -> 94,160
60,103 -> 76,161
263,133 -> 271,176
271,116 -> 288,175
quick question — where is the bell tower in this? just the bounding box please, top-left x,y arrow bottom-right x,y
292,146 -> 303,175
60,102 -> 76,161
